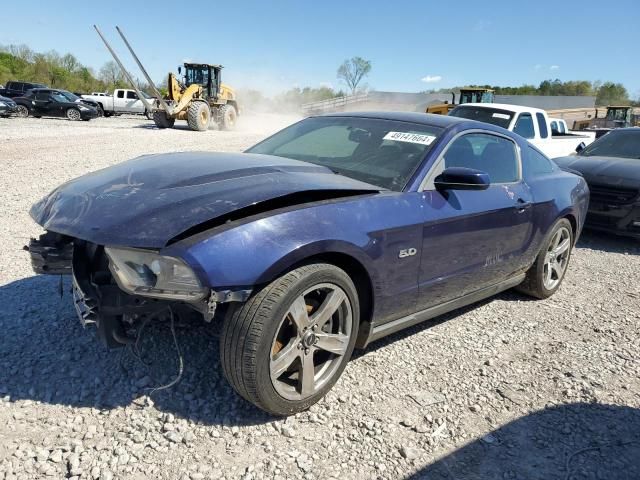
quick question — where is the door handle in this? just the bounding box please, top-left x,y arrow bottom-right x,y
515,198 -> 532,212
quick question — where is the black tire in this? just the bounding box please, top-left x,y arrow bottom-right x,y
218,104 -> 237,130
186,101 -> 210,131
15,105 -> 29,118
66,108 -> 81,121
152,110 -> 175,129
516,218 -> 574,299
96,105 -> 104,117
103,111 -> 113,118
221,263 -> 359,416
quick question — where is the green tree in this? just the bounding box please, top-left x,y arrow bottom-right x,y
596,82 -> 629,106
337,57 -> 372,94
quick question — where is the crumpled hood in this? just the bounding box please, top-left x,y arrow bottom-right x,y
31,151 -> 381,248
553,155 -> 640,187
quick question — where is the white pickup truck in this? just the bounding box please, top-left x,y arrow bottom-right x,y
81,89 -> 154,118
449,103 -> 595,158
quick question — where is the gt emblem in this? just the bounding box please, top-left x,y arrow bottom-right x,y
399,248 -> 417,258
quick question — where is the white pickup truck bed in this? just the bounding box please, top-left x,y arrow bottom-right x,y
449,103 -> 595,158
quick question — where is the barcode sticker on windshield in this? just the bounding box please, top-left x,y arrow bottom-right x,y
492,113 -> 510,120
383,132 -> 436,145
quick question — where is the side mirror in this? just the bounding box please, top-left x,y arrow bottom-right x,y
178,66 -> 182,75
575,142 -> 586,154
434,167 -> 490,191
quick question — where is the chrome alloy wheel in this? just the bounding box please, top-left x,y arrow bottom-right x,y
269,283 -> 352,401
67,108 -> 81,121
543,226 -> 571,290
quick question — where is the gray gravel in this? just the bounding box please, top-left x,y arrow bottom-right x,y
1,114 -> 639,480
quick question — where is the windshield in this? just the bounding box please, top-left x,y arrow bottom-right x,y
59,91 -> 80,102
449,106 -> 514,129
185,66 -> 209,87
247,116 -> 442,191
579,129 -> 640,159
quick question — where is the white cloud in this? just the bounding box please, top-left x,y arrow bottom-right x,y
421,75 -> 442,83
473,19 -> 491,32
550,65 -> 560,70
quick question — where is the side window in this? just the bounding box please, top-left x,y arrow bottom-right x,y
116,90 -> 124,98
36,91 -> 50,101
550,121 -> 559,134
443,133 -> 519,183
513,113 -> 535,139
524,146 -> 555,177
126,91 -> 138,99
536,113 -> 549,139
559,122 -> 566,134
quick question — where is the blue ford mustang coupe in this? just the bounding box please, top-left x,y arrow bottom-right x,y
28,112 -> 588,415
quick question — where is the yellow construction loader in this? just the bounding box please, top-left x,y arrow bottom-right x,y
426,88 -> 494,115
94,26 -> 239,131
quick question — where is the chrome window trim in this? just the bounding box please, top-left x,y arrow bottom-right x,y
419,129 -> 523,191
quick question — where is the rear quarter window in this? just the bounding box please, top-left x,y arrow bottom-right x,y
523,146 -> 555,177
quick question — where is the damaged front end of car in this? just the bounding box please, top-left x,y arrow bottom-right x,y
27,231 -> 248,348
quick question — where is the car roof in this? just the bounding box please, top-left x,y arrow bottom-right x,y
455,103 -> 544,114
316,111 -> 466,128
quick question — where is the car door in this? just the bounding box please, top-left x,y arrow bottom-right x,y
114,89 -> 126,112
125,90 -> 143,113
416,131 -> 533,310
33,91 -> 53,116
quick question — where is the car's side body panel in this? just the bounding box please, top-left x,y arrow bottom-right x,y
165,191 -> 426,325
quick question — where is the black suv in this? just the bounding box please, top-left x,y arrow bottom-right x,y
0,81 -> 47,98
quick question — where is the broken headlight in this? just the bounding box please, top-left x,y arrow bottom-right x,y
104,247 -> 207,301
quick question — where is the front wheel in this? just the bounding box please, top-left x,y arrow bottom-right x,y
517,218 -> 573,299
16,105 -> 29,118
221,263 -> 359,416
186,102 -> 210,131
66,108 -> 81,121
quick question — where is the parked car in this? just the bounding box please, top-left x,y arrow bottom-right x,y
14,88 -> 98,121
27,112 -> 588,415
81,89 -> 154,118
554,128 -> 640,239
0,94 -> 19,117
56,90 -> 103,116
449,103 -> 595,158
0,80 -> 47,98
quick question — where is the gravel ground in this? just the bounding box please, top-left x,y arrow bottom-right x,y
1,114 -> 639,480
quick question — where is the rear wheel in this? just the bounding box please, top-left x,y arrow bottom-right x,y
221,263 -> 359,416
152,110 -> 175,129
16,105 -> 29,118
218,104 -> 237,130
66,108 -> 81,121
187,102 -> 210,131
517,218 -> 573,299
96,105 -> 104,117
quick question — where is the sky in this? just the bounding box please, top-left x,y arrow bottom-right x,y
1,0 -> 639,98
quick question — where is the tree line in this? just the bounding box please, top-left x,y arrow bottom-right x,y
0,44 -> 137,93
